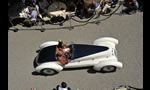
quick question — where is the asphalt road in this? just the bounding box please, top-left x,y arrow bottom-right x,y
8,11 -> 143,90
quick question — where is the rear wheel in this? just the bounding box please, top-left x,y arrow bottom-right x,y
100,65 -> 116,73
41,68 -> 58,75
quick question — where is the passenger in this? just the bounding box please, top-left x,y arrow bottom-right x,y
57,41 -> 71,65
57,53 -> 68,65
120,0 -> 139,15
61,43 -> 70,53
58,40 -> 70,53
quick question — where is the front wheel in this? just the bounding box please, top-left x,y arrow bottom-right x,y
41,68 -> 58,75
100,65 -> 116,73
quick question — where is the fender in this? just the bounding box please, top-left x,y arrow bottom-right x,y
35,63 -> 63,73
93,60 -> 123,71
93,37 -> 118,48
39,41 -> 58,49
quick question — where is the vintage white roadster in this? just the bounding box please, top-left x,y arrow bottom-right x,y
33,37 -> 123,75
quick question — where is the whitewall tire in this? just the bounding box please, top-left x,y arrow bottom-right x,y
40,68 -> 58,75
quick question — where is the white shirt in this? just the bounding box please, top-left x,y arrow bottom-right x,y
58,86 -> 69,90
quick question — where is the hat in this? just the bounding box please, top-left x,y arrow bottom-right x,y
61,82 -> 67,88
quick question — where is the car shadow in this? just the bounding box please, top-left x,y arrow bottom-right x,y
63,66 -> 97,74
32,67 -> 98,76
63,67 -> 114,74
31,66 -> 115,76
31,71 -> 58,76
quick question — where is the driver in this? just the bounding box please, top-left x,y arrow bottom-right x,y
57,40 -> 71,65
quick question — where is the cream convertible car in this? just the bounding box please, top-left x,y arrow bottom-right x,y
33,37 -> 123,75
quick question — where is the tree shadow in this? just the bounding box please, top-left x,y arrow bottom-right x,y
8,22 -> 88,32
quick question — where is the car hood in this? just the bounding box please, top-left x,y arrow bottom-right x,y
37,45 -> 57,64
71,44 -> 109,60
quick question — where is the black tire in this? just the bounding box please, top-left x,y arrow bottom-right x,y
100,65 -> 117,73
40,68 -> 58,75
